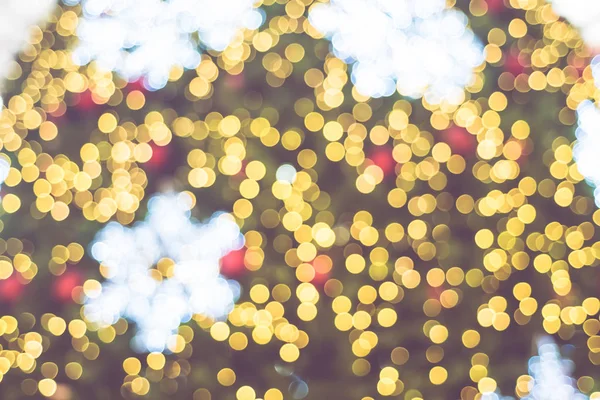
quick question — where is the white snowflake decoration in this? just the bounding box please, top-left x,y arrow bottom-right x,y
66,0 -> 264,90
0,0 -> 55,104
524,337 -> 588,400
85,192 -> 244,353
308,0 -> 484,104
548,0 -> 600,48
0,158 -> 9,190
574,99 -> 600,207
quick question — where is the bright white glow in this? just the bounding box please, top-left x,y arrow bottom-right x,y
0,0 -> 54,94
276,164 -> 297,183
66,0 -> 264,90
308,0 -> 484,103
525,337 -> 588,400
85,192 -> 244,353
548,0 -> 600,47
0,158 -> 9,188
574,100 -> 600,207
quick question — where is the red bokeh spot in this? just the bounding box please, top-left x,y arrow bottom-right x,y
75,90 -> 97,111
0,275 -> 24,302
504,53 -> 525,76
427,286 -> 444,300
225,72 -> 246,90
127,78 -> 147,92
369,147 -> 396,176
485,0 -> 505,14
311,255 -> 333,287
53,270 -> 83,303
220,248 -> 246,279
147,143 -> 170,169
442,125 -> 476,156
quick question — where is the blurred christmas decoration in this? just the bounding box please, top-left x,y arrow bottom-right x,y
67,0 -> 264,89
308,0 -> 484,102
85,192 -> 244,352
548,0 -> 600,48
0,0 -> 599,399
573,100 -> 600,206
523,337 -> 588,400
0,0 -> 55,106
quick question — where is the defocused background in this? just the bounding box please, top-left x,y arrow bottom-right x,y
0,0 -> 599,399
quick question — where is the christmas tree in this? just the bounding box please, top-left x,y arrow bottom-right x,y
0,0 -> 599,399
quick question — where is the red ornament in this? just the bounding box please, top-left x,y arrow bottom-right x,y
220,248 -> 247,278
75,90 -> 97,111
311,255 -> 332,287
426,285 -> 443,300
0,275 -> 25,302
225,72 -> 246,90
52,270 -> 83,303
127,78 -> 147,92
236,160 -> 249,178
146,143 -> 170,169
311,270 -> 330,287
504,52 -> 525,76
442,125 -> 476,156
485,0 -> 504,14
48,102 -> 67,118
369,147 -> 396,176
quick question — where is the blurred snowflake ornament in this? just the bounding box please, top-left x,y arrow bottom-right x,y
66,0 -> 264,90
574,99 -> 600,207
0,158 -> 9,189
84,192 -> 244,352
549,0 -> 600,48
309,0 -> 484,103
524,336 -> 588,400
0,0 -> 55,103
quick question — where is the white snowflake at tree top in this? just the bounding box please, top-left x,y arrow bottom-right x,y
308,0 -> 484,104
65,0 -> 264,90
0,0 -> 56,108
548,0 -> 600,48
85,192 -> 244,353
524,337 -> 588,400
574,97 -> 600,207
0,158 -> 9,191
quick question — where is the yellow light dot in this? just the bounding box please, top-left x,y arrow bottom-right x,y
475,229 -> 494,249
51,202 -> 70,221
265,388 -> 283,400
219,115 -> 241,137
478,377 -> 497,393
429,366 -> 448,385
2,194 -> 21,213
429,325 -> 449,344
508,18 -> 527,38
236,385 -> 256,400
146,353 -> 166,370
217,368 -> 236,386
462,330 -> 481,348
126,90 -> 146,110
38,379 -> 57,397
98,113 -> 118,133
280,343 -> 300,362
39,121 -> 58,141
304,112 -> 324,132
210,322 -> 231,342
123,357 -> 142,375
